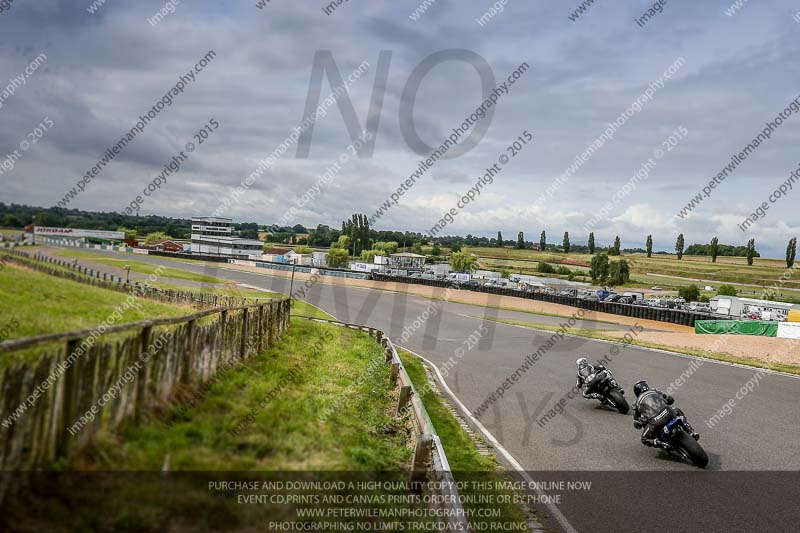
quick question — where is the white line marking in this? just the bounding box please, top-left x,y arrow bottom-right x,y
400,346 -> 579,533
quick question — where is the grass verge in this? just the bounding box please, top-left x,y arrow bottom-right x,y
5,320 -> 440,531
399,349 -> 532,531
55,249 -> 224,284
81,319 -> 408,471
292,299 -> 335,319
0,264 -> 187,341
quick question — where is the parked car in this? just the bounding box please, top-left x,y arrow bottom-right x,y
651,286 -> 663,291
604,294 -> 622,302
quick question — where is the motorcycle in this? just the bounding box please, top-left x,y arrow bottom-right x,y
584,367 -> 629,414
654,410 -> 709,468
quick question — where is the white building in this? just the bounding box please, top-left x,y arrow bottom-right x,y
710,295 -> 800,321
312,251 -> 328,267
34,226 -> 125,243
350,261 -> 383,273
387,252 -> 427,271
289,253 -> 313,266
190,216 -> 263,258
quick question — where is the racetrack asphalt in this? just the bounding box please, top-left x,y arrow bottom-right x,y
40,248 -> 800,532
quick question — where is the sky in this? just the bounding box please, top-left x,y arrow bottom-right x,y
1,0 -> 800,257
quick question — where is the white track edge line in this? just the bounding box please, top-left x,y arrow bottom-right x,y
400,346 -> 579,533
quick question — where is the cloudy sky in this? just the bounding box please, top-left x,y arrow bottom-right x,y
2,0 -> 800,257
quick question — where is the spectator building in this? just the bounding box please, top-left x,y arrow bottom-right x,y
190,216 -> 262,258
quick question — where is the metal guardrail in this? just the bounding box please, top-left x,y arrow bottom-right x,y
293,316 -> 470,532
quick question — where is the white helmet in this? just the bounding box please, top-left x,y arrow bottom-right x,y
575,357 -> 588,368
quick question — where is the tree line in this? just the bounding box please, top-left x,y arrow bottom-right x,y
4,203 -> 796,269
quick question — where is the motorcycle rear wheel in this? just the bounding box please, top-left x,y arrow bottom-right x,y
607,389 -> 629,414
676,432 -> 708,468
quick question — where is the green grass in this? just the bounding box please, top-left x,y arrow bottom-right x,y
291,300 -> 334,319
149,281 -> 278,300
399,350 -> 532,531
83,319 -> 408,471
0,264 -> 188,341
7,320 -> 440,531
55,249 -> 223,284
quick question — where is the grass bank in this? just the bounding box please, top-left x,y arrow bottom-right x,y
55,249 -> 223,284
399,350 -> 532,531
82,319 -> 408,471
0,264 -> 187,341
5,319 -> 439,531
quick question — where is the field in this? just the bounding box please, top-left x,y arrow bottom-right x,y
55,249 -> 224,284
463,246 -> 800,297
0,264 -> 188,341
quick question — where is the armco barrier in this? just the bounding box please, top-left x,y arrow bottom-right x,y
293,316 -> 470,532
371,273 -> 726,327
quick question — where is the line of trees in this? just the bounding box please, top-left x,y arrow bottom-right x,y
5,203 -> 796,268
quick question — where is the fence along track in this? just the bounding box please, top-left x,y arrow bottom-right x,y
1,249 -> 258,309
0,249 -> 291,475
294,316 -> 470,532
372,273 -> 724,327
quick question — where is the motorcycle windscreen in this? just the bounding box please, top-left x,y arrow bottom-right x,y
587,371 -> 607,390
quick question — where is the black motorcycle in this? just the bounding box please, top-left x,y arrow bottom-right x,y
649,409 -> 708,468
584,367 -> 629,414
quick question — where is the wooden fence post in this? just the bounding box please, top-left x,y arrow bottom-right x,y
134,326 -> 152,423
240,308 -> 249,358
396,385 -> 412,416
182,319 -> 195,385
257,304 -> 265,352
57,338 -> 82,459
409,434 -> 432,492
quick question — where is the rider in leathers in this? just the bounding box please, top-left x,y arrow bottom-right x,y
575,358 -> 606,400
633,380 -> 698,449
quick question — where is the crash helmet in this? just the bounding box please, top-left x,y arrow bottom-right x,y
575,357 -> 588,369
633,380 -> 650,397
